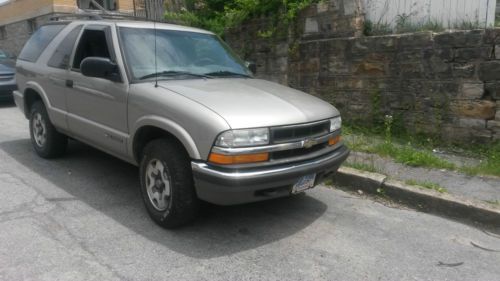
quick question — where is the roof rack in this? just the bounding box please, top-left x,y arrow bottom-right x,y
49,12 -> 178,24
50,13 -> 103,21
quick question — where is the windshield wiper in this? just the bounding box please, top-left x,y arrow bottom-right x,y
204,71 -> 251,78
139,70 -> 210,80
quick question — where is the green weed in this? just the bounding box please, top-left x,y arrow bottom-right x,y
405,179 -> 448,193
371,142 -> 456,170
344,162 -> 378,173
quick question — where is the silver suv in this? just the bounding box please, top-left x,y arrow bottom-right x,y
14,18 -> 349,228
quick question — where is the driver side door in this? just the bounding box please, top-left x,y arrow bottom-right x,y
66,24 -> 129,157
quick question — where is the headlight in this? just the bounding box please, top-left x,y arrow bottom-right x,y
215,128 -> 269,147
330,116 -> 342,132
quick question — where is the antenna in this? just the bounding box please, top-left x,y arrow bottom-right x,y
154,19 -> 158,88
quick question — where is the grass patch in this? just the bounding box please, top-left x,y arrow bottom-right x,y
405,179 -> 448,193
485,200 -> 500,206
365,142 -> 456,170
323,179 -> 333,186
344,162 -> 378,173
343,123 -> 500,177
458,143 -> 500,177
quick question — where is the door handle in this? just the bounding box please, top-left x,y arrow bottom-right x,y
66,80 -> 74,88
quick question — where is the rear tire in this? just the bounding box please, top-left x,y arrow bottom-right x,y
29,101 -> 67,158
139,138 -> 199,228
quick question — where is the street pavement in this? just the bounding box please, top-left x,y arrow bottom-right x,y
0,102 -> 499,281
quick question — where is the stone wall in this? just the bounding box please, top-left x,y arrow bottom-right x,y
291,30 -> 500,143
226,3 -> 500,143
225,0 -> 364,86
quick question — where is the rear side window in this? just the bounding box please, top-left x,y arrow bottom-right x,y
18,24 -> 66,63
47,25 -> 83,69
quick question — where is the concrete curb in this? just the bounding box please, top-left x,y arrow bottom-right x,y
332,167 -> 500,228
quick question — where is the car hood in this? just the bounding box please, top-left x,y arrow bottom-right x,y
158,78 -> 339,129
0,61 -> 14,75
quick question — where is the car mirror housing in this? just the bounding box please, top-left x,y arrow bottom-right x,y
81,57 -> 121,82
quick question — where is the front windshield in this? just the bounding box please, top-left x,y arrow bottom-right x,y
118,27 -> 252,81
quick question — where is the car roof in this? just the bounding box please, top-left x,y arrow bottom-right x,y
65,20 -> 214,35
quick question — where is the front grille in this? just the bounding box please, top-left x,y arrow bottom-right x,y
0,74 -> 14,82
271,120 -> 330,144
271,141 -> 328,160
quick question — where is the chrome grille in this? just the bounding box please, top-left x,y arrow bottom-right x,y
0,74 -> 14,82
270,141 -> 328,160
271,120 -> 330,144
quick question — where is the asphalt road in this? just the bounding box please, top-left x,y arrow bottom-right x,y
1,102 -> 499,281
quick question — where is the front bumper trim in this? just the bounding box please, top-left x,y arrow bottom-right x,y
192,145 -> 349,205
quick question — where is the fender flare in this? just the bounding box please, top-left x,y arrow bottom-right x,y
130,115 -> 201,160
23,82 -> 52,117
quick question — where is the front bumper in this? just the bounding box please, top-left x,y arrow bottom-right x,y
192,145 -> 349,205
0,83 -> 16,100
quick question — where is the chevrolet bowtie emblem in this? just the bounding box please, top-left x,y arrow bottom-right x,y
303,139 -> 317,149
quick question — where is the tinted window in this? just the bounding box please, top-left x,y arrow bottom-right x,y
18,24 -> 66,62
72,29 -> 111,69
47,25 -> 83,69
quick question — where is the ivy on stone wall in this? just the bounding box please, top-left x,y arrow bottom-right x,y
164,0 -> 320,35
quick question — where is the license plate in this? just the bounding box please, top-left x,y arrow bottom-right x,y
292,173 -> 316,194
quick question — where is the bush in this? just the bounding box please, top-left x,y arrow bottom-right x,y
165,0 -> 319,35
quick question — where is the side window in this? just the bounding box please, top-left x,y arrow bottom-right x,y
72,29 -> 111,69
47,25 -> 83,69
18,24 -> 66,63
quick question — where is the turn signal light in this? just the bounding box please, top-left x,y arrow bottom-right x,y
328,135 -> 341,146
209,152 -> 269,165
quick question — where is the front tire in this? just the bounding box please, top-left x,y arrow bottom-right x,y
140,138 -> 199,228
29,101 -> 67,158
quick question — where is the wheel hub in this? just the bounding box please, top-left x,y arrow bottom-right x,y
145,159 -> 171,211
33,113 -> 47,147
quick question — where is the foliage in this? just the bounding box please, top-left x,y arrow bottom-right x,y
164,0 -> 320,35
383,115 -> 393,144
363,15 -> 481,36
363,20 -> 392,36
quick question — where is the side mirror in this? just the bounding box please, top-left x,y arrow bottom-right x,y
81,57 -> 120,82
246,61 -> 257,75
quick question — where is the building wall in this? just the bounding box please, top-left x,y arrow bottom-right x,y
0,0 -> 135,54
117,0 -> 134,13
0,13 -> 55,55
0,0 -> 56,26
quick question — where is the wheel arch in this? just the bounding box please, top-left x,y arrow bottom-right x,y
130,116 -> 201,163
23,82 -> 50,119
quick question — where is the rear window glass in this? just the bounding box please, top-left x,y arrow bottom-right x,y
48,25 -> 83,69
18,24 -> 66,63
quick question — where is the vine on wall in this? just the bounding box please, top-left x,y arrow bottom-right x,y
164,0 -> 321,35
